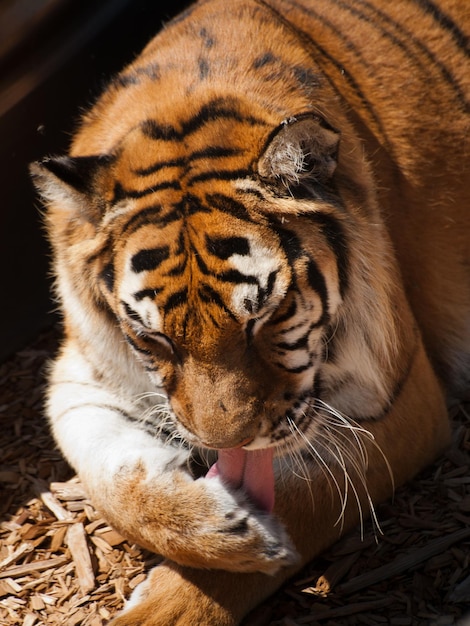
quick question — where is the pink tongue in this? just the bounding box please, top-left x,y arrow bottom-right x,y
206,447 -> 275,512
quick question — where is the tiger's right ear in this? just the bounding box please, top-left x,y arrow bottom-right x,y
258,115 -> 340,192
30,155 -> 112,222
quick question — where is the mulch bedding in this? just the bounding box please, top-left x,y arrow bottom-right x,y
1,327 -> 469,626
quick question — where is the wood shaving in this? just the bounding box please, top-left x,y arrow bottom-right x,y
1,327 -> 469,625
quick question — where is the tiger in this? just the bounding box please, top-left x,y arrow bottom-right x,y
31,0 -> 469,624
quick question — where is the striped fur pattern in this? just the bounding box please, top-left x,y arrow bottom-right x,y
31,0 -> 468,624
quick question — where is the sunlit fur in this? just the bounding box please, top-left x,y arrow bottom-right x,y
286,399 -> 394,536
31,0 -> 468,624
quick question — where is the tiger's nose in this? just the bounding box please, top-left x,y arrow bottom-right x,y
202,436 -> 254,450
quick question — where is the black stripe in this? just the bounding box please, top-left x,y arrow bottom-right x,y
191,146 -> 245,160
166,259 -> 187,277
274,358 -> 314,374
270,223 -> 303,264
217,269 -> 259,285
206,193 -> 255,222
178,98 -> 267,134
116,72 -> 140,88
186,167 -> 250,186
338,0 -> 469,109
260,0 -> 390,146
252,47 -> 322,92
272,215 -> 346,305
142,97 -> 268,142
199,26 -> 216,49
133,157 -> 186,177
238,185 -> 266,202
199,57 -> 210,80
268,224 -> 331,321
286,0 -> 468,110
313,371 -> 324,400
276,329 -> 310,350
124,334 -> 152,356
132,146 -> 243,178
266,270 -> 277,298
307,258 -> 329,313
183,194 -> 213,217
122,301 -> 145,326
113,179 -> 180,202
306,212 -> 349,298
293,64 -> 321,89
131,246 -> 170,273
205,234 -> 250,259
198,283 -> 237,321
116,61 -> 160,88
245,318 -> 256,342
118,194 -> 215,236
163,288 -> 188,313
175,229 -> 186,256
253,52 -> 276,69
268,297 -> 297,325
205,310 -> 222,329
121,206 -> 164,236
254,270 -> 278,312
156,206 -> 184,226
193,247 -> 211,275
141,121 -> 180,141
412,0 -> 470,56
134,287 -> 163,301
100,262 -> 115,292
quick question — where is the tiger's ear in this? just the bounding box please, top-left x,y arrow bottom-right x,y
30,155 -> 112,222
258,115 -> 340,190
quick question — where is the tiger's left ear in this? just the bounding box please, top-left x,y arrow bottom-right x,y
258,115 -> 340,189
30,155 -> 112,222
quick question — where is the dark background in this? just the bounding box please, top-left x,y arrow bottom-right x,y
0,0 -> 188,361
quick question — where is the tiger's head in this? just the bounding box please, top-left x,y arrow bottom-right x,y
32,103 -> 402,454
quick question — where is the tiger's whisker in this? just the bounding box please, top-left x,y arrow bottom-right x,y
290,399 -> 387,538
319,420 -> 383,539
287,416 -> 348,520
317,427 -> 368,537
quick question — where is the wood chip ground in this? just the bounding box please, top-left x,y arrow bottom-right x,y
1,327 -> 469,625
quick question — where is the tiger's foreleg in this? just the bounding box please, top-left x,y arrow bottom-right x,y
110,335 -> 450,626
47,340 -> 297,574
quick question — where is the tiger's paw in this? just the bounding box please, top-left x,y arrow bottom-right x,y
109,469 -> 298,575
155,475 -> 298,575
192,476 -> 298,574
94,458 -> 298,576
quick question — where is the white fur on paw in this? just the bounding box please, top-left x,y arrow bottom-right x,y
199,475 -> 299,574
121,575 -> 152,614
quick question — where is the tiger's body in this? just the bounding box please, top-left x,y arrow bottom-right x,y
32,0 -> 469,624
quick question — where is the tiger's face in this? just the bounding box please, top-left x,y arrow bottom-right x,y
75,113 -> 344,451
108,200 -> 342,450
35,105 -> 387,453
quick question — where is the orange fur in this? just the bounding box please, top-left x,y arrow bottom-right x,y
31,0 -> 468,623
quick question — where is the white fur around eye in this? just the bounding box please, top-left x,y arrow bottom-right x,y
135,300 -> 162,332
229,240 -> 288,319
120,268 -> 162,331
232,283 -> 262,316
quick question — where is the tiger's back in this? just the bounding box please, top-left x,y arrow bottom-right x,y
32,1 -> 469,625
